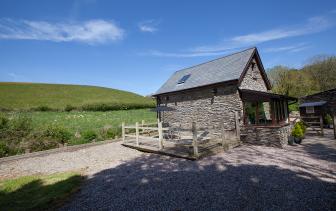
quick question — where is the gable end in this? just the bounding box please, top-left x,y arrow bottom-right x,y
238,49 -> 272,91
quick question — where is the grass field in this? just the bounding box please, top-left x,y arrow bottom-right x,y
0,172 -> 83,210
0,82 -> 154,111
0,109 -> 156,154
28,109 -> 156,134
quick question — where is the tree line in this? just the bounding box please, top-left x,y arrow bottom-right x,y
267,55 -> 336,98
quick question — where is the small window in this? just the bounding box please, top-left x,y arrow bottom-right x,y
306,106 -> 314,114
177,74 -> 191,84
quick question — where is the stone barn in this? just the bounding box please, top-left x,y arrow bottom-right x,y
153,47 -> 296,148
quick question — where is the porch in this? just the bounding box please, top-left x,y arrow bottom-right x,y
121,116 -> 241,160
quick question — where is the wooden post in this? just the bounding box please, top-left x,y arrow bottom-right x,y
158,121 -> 163,150
284,100 -> 289,123
192,122 -> 199,157
122,122 -> 125,143
221,122 -> 227,147
333,114 -> 336,139
136,122 -> 139,146
234,111 -> 240,140
320,115 -> 324,136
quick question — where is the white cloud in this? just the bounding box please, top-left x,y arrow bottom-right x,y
264,43 -> 310,53
138,20 -> 159,33
141,49 -> 233,58
0,19 -> 124,44
232,16 -> 331,44
145,14 -> 334,58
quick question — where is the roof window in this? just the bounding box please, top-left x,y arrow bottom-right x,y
177,74 -> 191,84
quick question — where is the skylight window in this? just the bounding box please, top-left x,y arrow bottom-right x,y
177,74 -> 191,84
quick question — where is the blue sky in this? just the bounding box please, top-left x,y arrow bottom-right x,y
0,0 -> 336,95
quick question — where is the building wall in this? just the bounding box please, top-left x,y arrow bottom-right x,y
240,125 -> 291,148
159,83 -> 242,136
157,56 -> 291,147
239,58 -> 269,92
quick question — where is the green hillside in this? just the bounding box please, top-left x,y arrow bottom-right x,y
0,82 -> 155,111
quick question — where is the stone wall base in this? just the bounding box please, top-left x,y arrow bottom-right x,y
240,125 -> 291,148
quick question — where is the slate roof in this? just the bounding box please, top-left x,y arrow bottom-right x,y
299,101 -> 327,107
154,47 -> 256,95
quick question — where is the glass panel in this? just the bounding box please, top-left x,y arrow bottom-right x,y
177,74 -> 191,84
245,102 -> 257,125
257,102 -> 272,124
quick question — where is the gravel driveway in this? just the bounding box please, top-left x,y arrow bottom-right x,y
1,131 -> 336,210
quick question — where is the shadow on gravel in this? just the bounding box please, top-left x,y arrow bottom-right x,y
302,142 -> 336,162
61,154 -> 336,210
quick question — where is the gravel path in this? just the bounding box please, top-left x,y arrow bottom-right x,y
1,131 -> 335,210
0,141 -> 143,179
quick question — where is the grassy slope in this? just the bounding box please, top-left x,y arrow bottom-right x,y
28,109 -> 156,134
0,82 -> 154,110
0,172 -> 83,210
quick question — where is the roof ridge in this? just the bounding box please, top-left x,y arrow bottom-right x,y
174,46 -> 256,73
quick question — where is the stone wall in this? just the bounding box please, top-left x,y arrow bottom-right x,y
158,83 -> 242,136
239,58 -> 269,92
240,125 -> 291,148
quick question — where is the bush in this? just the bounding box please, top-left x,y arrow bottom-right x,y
43,125 -> 72,144
0,113 -> 9,130
292,122 -> 304,138
82,130 -> 97,142
325,114 -> 333,125
81,103 -> 155,112
27,138 -> 59,152
297,121 -> 307,134
7,114 -> 33,139
31,105 -> 54,112
0,141 -> 9,157
64,105 -> 76,112
101,127 -> 121,139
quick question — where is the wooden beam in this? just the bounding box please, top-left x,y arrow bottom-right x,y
192,122 -> 199,157
319,116 -> 324,136
235,111 -> 240,140
136,122 -> 139,146
158,121 -> 163,150
333,114 -> 336,139
122,122 -> 125,143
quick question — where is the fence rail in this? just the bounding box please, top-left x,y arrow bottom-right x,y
122,111 -> 241,158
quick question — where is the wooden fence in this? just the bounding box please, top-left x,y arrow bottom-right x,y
122,111 -> 241,158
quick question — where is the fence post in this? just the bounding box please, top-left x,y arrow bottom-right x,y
136,122 -> 139,146
320,115 -> 324,136
333,114 -> 336,139
234,111 -> 240,140
221,122 -> 226,147
122,122 -> 125,143
192,122 -> 199,157
158,121 -> 163,150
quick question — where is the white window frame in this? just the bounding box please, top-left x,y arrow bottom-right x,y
306,106 -> 315,114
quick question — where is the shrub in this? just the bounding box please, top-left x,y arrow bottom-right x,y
297,121 -> 307,134
106,127 -> 121,139
0,141 -> 9,157
82,130 -> 97,142
31,105 -> 54,112
81,102 -> 155,112
292,122 -> 304,138
0,113 -> 9,130
8,114 -> 33,138
64,105 -> 76,112
27,139 -> 59,152
101,127 -> 121,139
43,125 -> 72,144
325,114 -> 333,125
